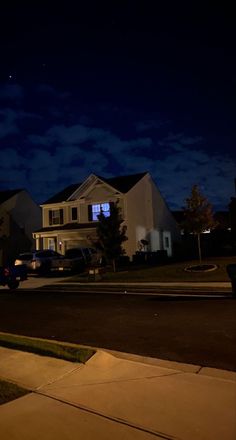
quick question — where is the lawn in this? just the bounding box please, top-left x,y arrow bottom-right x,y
70,256 -> 235,283
0,379 -> 29,405
0,334 -> 95,404
0,333 -> 95,363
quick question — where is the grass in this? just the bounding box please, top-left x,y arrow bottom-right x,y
69,256 -> 235,283
0,379 -> 29,405
0,333 -> 95,363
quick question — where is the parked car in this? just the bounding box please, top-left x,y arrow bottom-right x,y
14,250 -> 63,274
0,265 -> 27,289
50,247 -> 97,273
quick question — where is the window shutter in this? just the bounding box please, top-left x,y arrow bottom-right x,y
88,205 -> 92,221
49,210 -> 52,225
59,209 -> 64,224
109,201 -> 115,211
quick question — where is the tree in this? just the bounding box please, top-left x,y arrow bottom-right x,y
96,201 -> 128,272
182,185 -> 216,262
0,217 -> 4,266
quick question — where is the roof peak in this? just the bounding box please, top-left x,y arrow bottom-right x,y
0,189 -> 23,204
42,171 -> 148,204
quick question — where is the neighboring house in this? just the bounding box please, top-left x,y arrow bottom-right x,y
229,178 -> 236,234
229,198 -> 236,234
33,172 -> 180,259
0,189 -> 41,265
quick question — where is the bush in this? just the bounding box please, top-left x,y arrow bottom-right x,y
132,251 -> 168,265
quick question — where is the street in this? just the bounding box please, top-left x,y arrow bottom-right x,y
0,288 -> 235,371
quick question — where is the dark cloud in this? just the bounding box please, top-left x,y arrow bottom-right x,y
36,84 -> 70,99
28,123 -> 153,156
1,124 -> 235,209
108,138 -> 236,209
0,83 -> 235,210
0,107 -> 41,138
0,109 -> 19,138
135,120 -> 166,132
0,84 -> 24,100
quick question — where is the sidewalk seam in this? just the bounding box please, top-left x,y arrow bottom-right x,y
196,366 -> 203,374
34,391 -> 178,440
36,364 -> 84,390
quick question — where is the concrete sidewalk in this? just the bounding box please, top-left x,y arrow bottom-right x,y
0,271 -> 232,295
0,347 -> 235,439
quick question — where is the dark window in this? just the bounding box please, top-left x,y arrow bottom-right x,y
71,207 -> 78,221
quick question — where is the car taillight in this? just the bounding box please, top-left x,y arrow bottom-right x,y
31,259 -> 40,269
4,268 -> 10,276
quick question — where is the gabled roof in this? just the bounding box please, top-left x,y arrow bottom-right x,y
0,189 -> 23,205
99,172 -> 147,194
42,172 -> 148,205
43,183 -> 82,204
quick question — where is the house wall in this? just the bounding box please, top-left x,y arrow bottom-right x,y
0,191 -> 41,263
3,191 -> 41,241
124,174 -> 180,258
42,183 -> 125,227
124,174 -> 153,257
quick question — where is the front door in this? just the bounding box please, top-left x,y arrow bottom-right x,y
48,238 -> 56,251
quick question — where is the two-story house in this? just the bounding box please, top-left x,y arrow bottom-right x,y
33,172 -> 180,259
0,189 -> 41,265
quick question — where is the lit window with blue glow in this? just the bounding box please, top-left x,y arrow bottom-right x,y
92,203 -> 110,220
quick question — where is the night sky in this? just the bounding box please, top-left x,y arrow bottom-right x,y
0,3 -> 235,210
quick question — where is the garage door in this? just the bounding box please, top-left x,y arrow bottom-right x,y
65,240 -> 89,250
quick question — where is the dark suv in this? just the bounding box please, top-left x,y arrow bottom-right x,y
15,250 -> 62,274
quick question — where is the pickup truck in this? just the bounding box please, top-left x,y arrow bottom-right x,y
50,247 -> 96,274
0,264 -> 27,289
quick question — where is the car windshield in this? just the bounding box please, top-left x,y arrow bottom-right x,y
18,254 -> 33,261
65,249 -> 83,258
36,251 -> 60,258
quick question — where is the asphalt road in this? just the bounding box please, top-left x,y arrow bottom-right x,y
0,288 -> 235,371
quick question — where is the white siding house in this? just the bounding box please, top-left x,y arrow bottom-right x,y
33,172 -> 180,259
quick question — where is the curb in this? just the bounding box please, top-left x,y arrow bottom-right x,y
0,332 -> 235,381
101,348 -> 236,381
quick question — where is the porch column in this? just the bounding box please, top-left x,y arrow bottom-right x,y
35,236 -> 40,250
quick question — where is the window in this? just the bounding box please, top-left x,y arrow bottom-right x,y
71,207 -> 78,221
165,236 -> 169,248
47,239 -> 56,251
49,209 -> 63,225
89,203 -> 111,221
